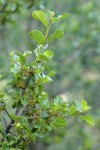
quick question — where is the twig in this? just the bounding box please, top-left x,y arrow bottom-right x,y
4,108 -> 12,120
9,131 -> 17,136
17,104 -> 29,116
6,76 -> 31,134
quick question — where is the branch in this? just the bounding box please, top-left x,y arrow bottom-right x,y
4,108 -> 12,120
6,76 -> 31,134
17,104 -> 29,116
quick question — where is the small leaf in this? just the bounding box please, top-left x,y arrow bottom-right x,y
2,142 -> 9,150
43,75 -> 52,83
43,124 -> 52,131
43,50 -> 53,58
10,65 -> 21,74
34,48 -> 39,56
39,99 -> 50,109
52,13 -> 70,22
75,100 -> 83,112
17,53 -> 26,65
21,96 -> 29,105
24,50 -> 32,56
32,10 -> 48,27
38,54 -> 49,62
40,110 -> 49,118
48,30 -> 64,41
80,115 -> 95,126
35,133 -> 46,138
53,116 -> 67,126
29,30 -> 45,45
48,10 -> 55,19
48,71 -> 55,77
34,121 -> 41,129
68,105 -> 77,115
82,99 -> 91,111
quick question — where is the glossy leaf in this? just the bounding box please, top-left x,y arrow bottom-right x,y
80,115 -> 95,126
52,13 -> 70,22
10,65 -> 21,74
24,50 -> 32,56
82,99 -> 91,111
69,105 -> 77,115
75,100 -> 83,112
38,54 -> 49,62
48,30 -> 64,41
21,96 -> 29,105
43,50 -> 53,58
32,10 -> 48,27
29,30 -> 45,45
17,53 -> 26,65
53,116 -> 67,126
2,142 -> 9,150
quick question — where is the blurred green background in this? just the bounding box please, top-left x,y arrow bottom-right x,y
0,0 -> 100,150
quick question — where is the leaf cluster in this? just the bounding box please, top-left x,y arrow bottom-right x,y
0,10 -> 94,149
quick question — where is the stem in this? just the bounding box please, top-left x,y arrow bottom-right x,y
34,22 -> 52,64
6,76 -> 31,134
4,108 -> 12,120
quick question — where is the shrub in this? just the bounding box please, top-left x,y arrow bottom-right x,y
0,10 -> 94,149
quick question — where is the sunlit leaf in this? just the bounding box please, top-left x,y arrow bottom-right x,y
80,115 -> 95,126
24,50 -> 32,56
43,50 -> 53,58
48,30 -> 64,41
29,30 -> 45,45
32,10 -> 48,27
52,13 -> 70,22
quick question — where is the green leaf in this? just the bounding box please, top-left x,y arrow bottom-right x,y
48,71 -> 55,77
48,10 -> 55,19
68,105 -> 77,115
39,99 -> 50,109
24,50 -> 32,56
32,10 -> 48,27
35,133 -> 46,138
21,96 -> 29,105
10,65 -> 21,74
43,124 -> 52,131
43,75 -> 52,83
29,30 -> 45,45
52,96 -> 64,111
80,115 -> 95,126
75,100 -> 83,112
82,99 -> 91,111
38,54 -> 49,62
40,110 -> 49,118
53,116 -> 67,126
2,141 -> 9,150
48,30 -> 64,41
43,50 -> 53,58
34,121 -> 41,129
52,13 -> 70,22
17,53 -> 26,65
34,48 -> 39,56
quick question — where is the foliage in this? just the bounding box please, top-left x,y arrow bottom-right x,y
0,10 -> 94,149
